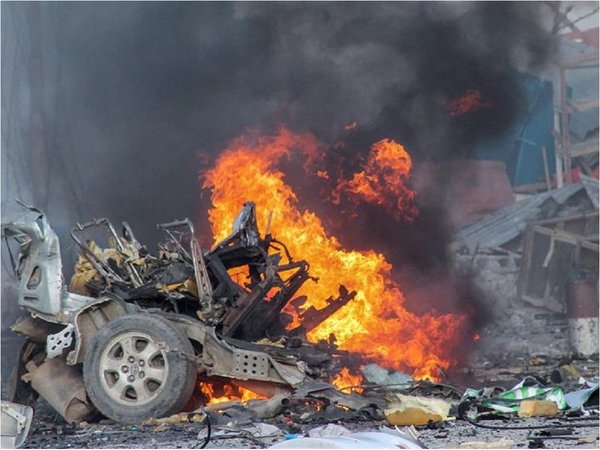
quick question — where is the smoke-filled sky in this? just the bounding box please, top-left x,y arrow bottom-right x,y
2,2 -> 555,244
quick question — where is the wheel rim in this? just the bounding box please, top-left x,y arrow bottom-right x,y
99,331 -> 169,406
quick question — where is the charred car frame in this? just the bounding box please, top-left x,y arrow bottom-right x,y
2,201 -> 358,424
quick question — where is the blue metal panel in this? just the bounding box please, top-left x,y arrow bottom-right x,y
509,76 -> 556,186
471,74 -> 556,186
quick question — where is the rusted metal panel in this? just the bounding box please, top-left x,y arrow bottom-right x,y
24,358 -> 96,424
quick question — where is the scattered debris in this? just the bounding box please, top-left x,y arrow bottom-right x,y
252,422 -> 284,438
362,364 -> 413,387
550,364 -> 581,383
457,438 -> 514,449
245,394 -> 291,419
3,201 -> 598,449
308,424 -> 352,438
564,381 -> 599,409
143,412 -> 206,426
462,378 -> 567,414
384,393 -> 451,426
518,400 -> 559,417
271,430 -> 424,449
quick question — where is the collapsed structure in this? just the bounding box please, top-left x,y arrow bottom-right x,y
2,201 -> 363,424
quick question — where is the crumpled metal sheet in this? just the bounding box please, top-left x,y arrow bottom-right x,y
1,401 -> 33,448
25,358 -> 96,424
565,382 -> 599,409
293,379 -> 385,413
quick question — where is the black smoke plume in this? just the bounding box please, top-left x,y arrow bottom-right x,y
2,2 -> 555,374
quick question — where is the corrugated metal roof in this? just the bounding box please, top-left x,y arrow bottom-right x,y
453,178 -> 599,253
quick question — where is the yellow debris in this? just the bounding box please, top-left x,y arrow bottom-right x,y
518,400 -> 558,417
143,412 -> 206,426
384,393 -> 450,426
181,278 -> 198,297
69,240 -> 125,295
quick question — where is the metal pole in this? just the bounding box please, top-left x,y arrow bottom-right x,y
542,146 -> 552,191
560,67 -> 573,183
553,66 -> 564,188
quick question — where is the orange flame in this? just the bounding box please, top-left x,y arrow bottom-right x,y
316,169 -> 329,180
448,89 -> 492,116
199,382 -> 266,405
334,139 -> 418,221
202,127 -> 466,381
331,367 -> 364,393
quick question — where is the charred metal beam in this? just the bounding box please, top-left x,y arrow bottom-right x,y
290,285 -> 357,335
220,278 -> 278,338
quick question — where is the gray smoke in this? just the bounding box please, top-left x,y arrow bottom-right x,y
1,2 -> 556,376
2,2 -> 554,239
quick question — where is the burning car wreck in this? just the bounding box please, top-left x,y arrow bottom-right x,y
2,201 -> 364,424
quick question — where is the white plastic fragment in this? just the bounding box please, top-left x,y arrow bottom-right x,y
271,431 -> 423,449
308,424 -> 352,438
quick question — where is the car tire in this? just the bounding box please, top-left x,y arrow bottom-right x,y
83,313 -> 196,424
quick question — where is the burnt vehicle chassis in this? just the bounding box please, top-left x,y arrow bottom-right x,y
2,202 -> 357,424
